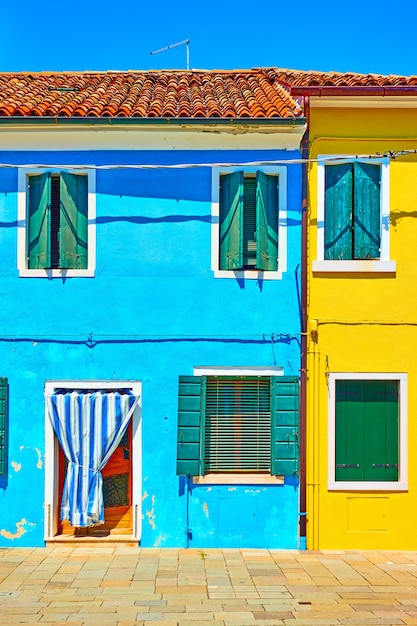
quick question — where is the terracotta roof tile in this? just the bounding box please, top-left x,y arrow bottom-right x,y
272,67 -> 417,88
0,69 -> 303,119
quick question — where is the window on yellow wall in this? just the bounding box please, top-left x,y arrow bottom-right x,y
327,373 -> 407,491
313,157 -> 396,273
324,163 -> 380,260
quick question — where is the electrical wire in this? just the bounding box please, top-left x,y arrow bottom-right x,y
0,149 -> 416,171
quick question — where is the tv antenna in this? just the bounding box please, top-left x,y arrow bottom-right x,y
150,39 -> 190,70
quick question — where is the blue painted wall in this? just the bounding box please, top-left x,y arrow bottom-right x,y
0,148 -> 302,548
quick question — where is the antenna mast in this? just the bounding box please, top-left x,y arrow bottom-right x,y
150,39 -> 190,70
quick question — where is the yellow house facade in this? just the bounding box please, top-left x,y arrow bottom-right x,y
289,73 -> 417,550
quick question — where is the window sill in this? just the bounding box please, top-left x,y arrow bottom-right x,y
328,481 -> 408,492
312,260 -> 396,273
193,473 -> 284,485
19,269 -> 95,278
213,269 -> 283,280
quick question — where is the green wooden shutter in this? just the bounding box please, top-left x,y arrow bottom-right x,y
335,380 -> 365,481
256,171 -> 278,271
270,376 -> 299,475
335,380 -> 399,482
324,164 -> 353,260
59,173 -> 88,269
353,162 -> 381,259
364,381 -> 398,481
0,378 -> 8,476
204,376 -> 271,472
28,173 -> 51,269
177,376 -> 204,475
219,172 -> 244,270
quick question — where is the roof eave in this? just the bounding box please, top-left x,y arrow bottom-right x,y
290,86 -> 417,96
0,115 -> 306,128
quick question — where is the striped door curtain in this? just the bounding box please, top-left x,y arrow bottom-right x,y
46,389 -> 139,528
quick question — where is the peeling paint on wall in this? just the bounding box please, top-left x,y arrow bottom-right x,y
142,491 -> 148,502
153,535 -> 166,547
11,461 -> 21,472
146,495 -> 156,529
203,502 -> 210,518
19,446 -> 43,469
0,518 -> 35,540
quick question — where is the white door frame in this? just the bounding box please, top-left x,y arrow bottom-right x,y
44,380 -> 142,541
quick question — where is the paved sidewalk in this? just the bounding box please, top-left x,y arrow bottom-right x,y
0,548 -> 417,625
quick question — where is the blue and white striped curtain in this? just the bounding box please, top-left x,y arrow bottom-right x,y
46,389 -> 139,528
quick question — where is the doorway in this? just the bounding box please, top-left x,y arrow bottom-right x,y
44,380 -> 142,543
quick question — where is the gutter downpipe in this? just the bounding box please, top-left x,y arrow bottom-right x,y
299,95 -> 310,550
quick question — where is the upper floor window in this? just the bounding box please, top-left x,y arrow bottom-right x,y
325,162 -> 380,260
313,158 -> 396,273
219,171 -> 278,271
28,172 -> 87,270
18,169 -> 96,277
211,166 -> 287,280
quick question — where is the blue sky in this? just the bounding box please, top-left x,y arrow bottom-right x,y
2,0 -> 416,76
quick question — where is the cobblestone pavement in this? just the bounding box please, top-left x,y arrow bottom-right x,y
1,547 -> 417,625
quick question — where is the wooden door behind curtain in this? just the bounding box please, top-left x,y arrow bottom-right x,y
58,423 -> 132,536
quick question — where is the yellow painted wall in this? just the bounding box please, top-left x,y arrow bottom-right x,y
307,105 -> 417,550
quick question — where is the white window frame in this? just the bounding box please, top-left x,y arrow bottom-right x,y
328,372 -> 407,491
44,380 -> 142,541
18,168 -> 96,277
193,365 -> 284,484
211,166 -> 287,279
313,157 -> 396,273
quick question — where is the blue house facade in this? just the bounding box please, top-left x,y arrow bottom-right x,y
0,70 -> 306,548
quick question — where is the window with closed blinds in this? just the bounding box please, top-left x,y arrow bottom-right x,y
204,376 -> 271,472
242,178 -> 257,268
27,172 -> 88,270
219,171 -> 278,272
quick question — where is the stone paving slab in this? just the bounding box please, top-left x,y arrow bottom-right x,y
0,548 -> 417,624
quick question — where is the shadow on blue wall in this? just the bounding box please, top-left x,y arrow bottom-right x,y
0,334 -> 300,350
0,381 -> 10,492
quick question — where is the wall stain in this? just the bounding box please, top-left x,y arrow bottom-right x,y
203,502 -> 210,518
228,487 -> 237,492
146,495 -> 156,530
11,461 -> 21,472
0,518 -> 35,540
19,446 -> 43,469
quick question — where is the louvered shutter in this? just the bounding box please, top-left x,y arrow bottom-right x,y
204,376 -> 271,472
353,162 -> 381,259
219,172 -> 244,270
28,173 -> 51,269
177,376 -> 204,475
270,376 -> 300,475
324,164 -> 353,260
59,173 -> 88,269
0,378 -> 8,476
256,171 -> 278,271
